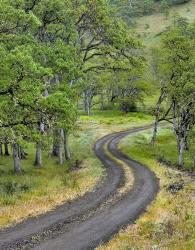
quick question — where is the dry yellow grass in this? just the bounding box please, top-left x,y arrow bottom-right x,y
106,148 -> 134,197
0,158 -> 100,228
98,165 -> 195,250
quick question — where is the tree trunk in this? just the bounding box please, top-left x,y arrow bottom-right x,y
4,143 -> 9,156
184,136 -> 189,151
12,143 -> 22,174
18,146 -> 21,159
58,144 -> 63,165
84,92 -> 88,113
0,144 -> 3,156
151,120 -> 158,146
172,100 -> 180,151
52,129 -> 59,156
34,143 -> 42,167
64,130 -> 71,160
151,88 -> 167,145
84,91 -> 92,116
178,137 -> 185,168
52,143 -> 59,156
87,102 -> 91,116
58,129 -> 64,165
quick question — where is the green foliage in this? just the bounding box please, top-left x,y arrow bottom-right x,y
149,17 -> 195,167
0,0 -> 145,172
118,98 -> 137,113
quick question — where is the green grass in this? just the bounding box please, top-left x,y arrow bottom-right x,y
80,110 -> 153,128
121,127 -> 195,171
0,110 -> 153,228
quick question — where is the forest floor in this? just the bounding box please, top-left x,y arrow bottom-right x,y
0,110 -> 152,229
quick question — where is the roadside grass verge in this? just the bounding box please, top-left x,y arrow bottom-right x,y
0,110 -> 153,229
98,128 -> 195,250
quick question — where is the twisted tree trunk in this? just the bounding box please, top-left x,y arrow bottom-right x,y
172,100 -> 192,168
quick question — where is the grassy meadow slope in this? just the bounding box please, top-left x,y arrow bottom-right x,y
135,0 -> 195,46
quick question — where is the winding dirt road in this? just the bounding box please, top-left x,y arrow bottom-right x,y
0,126 -> 159,250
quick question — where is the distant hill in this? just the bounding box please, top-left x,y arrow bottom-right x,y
110,0 -> 192,18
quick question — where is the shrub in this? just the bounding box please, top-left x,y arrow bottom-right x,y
118,98 -> 137,113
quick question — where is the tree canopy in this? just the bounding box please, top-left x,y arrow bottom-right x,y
0,0 -> 145,172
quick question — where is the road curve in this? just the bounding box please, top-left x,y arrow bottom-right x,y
0,126 -> 159,250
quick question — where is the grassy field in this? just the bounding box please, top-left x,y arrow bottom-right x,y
135,0 -> 195,47
0,110 -> 153,229
99,127 -> 195,250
